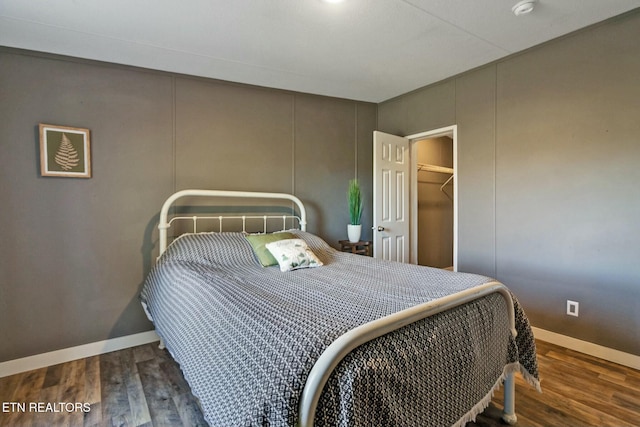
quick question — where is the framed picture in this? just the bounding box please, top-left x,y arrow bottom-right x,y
39,124 -> 92,178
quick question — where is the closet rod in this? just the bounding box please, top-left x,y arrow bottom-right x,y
417,162 -> 454,175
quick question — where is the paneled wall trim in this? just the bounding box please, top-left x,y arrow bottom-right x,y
0,47 -> 376,363
378,10 -> 640,356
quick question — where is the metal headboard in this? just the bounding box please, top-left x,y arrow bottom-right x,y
158,189 -> 307,255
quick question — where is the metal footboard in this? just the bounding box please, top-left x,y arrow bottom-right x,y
298,281 -> 518,427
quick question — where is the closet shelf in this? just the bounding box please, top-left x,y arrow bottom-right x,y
417,162 -> 454,175
417,162 -> 454,193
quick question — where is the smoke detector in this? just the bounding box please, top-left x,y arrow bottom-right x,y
512,0 -> 536,16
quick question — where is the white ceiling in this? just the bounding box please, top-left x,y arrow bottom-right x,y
1,0 -> 638,102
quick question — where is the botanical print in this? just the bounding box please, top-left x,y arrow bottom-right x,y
54,133 -> 80,171
39,124 -> 91,178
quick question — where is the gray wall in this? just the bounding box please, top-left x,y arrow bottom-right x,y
0,48 -> 376,362
378,11 -> 640,355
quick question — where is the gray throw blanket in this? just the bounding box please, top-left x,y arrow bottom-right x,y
140,230 -> 539,426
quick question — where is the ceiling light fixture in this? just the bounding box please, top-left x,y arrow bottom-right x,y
321,0 -> 345,3
512,0 -> 536,16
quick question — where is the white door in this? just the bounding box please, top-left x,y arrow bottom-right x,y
373,131 -> 411,262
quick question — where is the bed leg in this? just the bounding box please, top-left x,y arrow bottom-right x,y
158,338 -> 166,350
502,372 -> 517,425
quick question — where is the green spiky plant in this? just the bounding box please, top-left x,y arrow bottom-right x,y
347,179 -> 363,225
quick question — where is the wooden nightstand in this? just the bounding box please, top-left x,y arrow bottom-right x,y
339,240 -> 372,256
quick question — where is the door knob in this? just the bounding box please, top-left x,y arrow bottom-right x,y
376,226 -> 385,232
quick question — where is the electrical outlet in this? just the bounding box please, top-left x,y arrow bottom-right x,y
567,300 -> 579,317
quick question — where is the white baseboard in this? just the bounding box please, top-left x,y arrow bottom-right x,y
0,330 -> 160,378
532,327 -> 640,370
3,327 -> 637,378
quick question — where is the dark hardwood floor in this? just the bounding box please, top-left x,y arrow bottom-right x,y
1,340 -> 638,426
474,340 -> 640,427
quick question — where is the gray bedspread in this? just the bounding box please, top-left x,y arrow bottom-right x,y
140,230 -> 539,427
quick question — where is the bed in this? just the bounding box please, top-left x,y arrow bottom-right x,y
140,189 -> 540,427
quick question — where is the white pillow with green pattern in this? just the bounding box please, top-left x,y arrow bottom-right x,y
265,238 -> 324,272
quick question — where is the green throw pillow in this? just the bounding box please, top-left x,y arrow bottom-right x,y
245,232 -> 296,266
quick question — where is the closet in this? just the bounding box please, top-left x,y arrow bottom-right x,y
415,136 -> 454,269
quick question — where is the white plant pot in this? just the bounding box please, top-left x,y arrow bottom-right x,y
347,224 -> 362,243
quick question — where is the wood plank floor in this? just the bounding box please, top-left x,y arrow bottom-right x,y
1,340 -> 638,426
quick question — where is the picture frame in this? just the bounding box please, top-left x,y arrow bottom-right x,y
39,123 -> 92,178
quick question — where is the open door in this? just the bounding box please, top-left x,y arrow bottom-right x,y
373,131 -> 410,262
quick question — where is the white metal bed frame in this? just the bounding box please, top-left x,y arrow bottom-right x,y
158,189 -> 307,254
156,189 -> 519,427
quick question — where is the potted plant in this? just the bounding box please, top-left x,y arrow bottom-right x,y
347,179 -> 363,243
